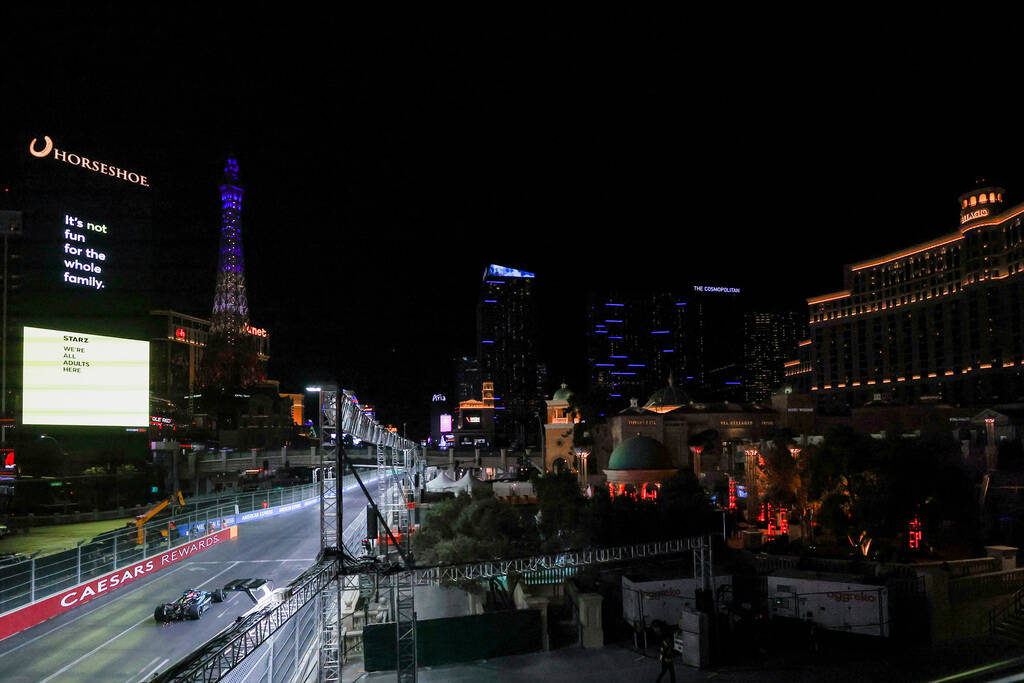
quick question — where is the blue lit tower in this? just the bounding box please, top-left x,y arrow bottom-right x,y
201,157 -> 265,389
211,157 -> 249,344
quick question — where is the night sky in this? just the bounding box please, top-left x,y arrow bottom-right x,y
6,9 -> 1024,436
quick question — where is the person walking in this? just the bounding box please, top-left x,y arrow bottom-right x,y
656,634 -> 677,682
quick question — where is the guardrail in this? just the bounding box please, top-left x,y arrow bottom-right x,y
949,567 -> 1024,604
0,481 -> 326,618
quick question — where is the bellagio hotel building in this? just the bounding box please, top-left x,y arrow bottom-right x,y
787,185 -> 1024,406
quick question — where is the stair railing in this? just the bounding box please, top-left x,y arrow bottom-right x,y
989,584 -> 1024,633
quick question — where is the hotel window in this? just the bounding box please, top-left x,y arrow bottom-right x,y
990,193 -> 997,203
971,196 -> 978,206
980,194 -> 988,204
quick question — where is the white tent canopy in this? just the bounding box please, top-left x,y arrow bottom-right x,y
425,471 -> 490,496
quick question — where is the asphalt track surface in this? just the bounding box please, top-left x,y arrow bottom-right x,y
0,475 -> 383,682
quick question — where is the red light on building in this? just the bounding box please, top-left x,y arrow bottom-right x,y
728,477 -> 736,509
909,515 -> 923,550
175,328 -> 186,340
779,507 -> 789,536
2,448 -> 14,468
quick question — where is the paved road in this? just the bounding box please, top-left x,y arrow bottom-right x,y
0,475 -> 385,682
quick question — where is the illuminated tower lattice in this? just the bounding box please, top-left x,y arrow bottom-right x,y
201,157 -> 263,389
211,157 -> 249,343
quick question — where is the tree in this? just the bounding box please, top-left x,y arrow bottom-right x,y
411,493 -> 540,566
657,469 -> 717,537
535,470 -> 588,550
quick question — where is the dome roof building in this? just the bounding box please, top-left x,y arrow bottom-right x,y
643,375 -> 691,413
552,383 -> 574,402
603,434 -> 678,500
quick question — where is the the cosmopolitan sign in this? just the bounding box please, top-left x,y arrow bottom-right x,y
693,285 -> 741,294
28,135 -> 150,188
0,525 -> 237,642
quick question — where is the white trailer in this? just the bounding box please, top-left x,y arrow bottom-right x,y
766,571 -> 889,637
621,574 -> 731,629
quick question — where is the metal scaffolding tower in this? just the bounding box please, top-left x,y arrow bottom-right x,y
319,574 -> 342,682
377,441 -> 388,532
318,387 -> 339,550
392,570 -> 417,683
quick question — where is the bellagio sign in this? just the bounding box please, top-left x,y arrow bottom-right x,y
28,135 -> 151,188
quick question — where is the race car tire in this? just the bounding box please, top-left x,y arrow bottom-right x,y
212,589 -> 225,603
187,605 -> 202,620
154,605 -> 171,622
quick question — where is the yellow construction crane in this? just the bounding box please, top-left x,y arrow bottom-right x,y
135,491 -> 185,544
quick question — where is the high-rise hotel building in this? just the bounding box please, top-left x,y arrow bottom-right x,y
587,285 -> 749,409
788,184 -> 1024,406
477,264 -> 542,447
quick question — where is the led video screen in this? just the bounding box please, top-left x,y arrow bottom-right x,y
22,326 -> 149,426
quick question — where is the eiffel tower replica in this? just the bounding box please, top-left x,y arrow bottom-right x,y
200,157 -> 264,392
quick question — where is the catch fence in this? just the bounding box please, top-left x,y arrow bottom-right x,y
0,482 -> 322,616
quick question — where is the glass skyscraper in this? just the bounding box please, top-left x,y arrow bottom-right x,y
477,264 -> 542,447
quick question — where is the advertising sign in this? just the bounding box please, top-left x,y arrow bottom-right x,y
22,326 -> 149,426
14,132 -> 153,341
0,526 -> 237,642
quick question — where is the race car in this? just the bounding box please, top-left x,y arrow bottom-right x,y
154,587 -> 225,622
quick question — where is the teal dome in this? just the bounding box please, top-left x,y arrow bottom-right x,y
607,435 -> 674,470
552,383 -> 573,401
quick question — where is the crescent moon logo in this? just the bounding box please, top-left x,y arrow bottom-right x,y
29,136 -> 53,158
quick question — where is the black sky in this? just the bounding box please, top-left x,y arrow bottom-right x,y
6,9 -> 1024,436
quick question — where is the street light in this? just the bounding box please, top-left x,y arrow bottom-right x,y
574,447 -> 591,490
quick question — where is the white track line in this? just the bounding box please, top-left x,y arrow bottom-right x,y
139,657 -> 168,682
135,656 -> 159,675
37,562 -> 240,683
125,655 -> 160,681
189,559 -> 315,564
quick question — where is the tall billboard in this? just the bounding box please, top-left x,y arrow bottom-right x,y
22,326 -> 149,427
5,132 -> 154,427
13,132 -> 153,339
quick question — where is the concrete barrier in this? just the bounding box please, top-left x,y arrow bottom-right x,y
0,526 -> 238,641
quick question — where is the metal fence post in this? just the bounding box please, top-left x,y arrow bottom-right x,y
113,533 -> 118,570
168,520 -> 172,550
30,558 -> 35,602
77,543 -> 82,585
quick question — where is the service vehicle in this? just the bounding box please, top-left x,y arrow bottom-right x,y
154,587 -> 225,622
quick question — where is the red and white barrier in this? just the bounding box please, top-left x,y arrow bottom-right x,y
0,525 -> 238,641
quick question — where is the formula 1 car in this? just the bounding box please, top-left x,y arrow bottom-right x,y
154,587 -> 225,622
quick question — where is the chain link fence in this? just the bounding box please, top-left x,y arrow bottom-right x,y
0,482 -> 321,615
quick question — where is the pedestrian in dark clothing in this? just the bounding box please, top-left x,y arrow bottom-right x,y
656,636 -> 677,682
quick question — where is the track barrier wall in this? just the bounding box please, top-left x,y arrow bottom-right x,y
0,480 -> 330,642
0,526 -> 238,641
